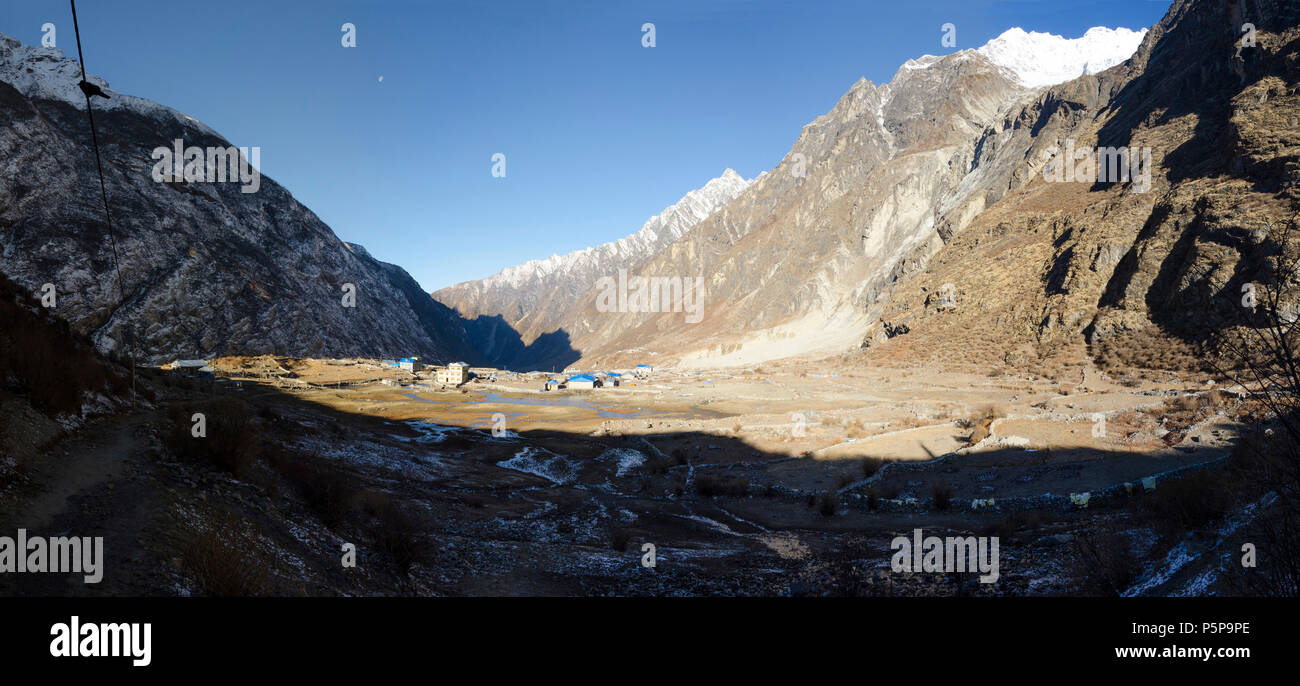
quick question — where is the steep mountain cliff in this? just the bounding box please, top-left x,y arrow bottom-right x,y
0,33 -> 483,365
862,0 -> 1300,372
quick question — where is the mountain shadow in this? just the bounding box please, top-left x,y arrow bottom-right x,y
455,312 -> 581,372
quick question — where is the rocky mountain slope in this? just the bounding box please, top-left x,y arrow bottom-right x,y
0,33 -> 483,365
434,169 -> 750,369
434,26 -> 1151,370
860,0 -> 1300,373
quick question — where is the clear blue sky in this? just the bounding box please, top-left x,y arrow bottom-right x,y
2,0 -> 1170,291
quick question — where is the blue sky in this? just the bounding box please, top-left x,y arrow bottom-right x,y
2,0 -> 1170,291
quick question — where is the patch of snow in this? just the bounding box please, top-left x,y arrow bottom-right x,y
598,448 -> 646,477
976,26 -> 1148,89
496,446 -> 578,484
391,420 -> 456,444
0,32 -> 222,138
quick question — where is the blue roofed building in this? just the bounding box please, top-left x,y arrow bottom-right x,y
567,373 -> 598,390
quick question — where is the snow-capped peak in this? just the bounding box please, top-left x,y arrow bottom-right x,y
976,26 -> 1148,89
0,32 -> 219,137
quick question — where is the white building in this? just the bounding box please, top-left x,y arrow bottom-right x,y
438,362 -> 469,385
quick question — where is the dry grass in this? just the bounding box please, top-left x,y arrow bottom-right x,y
165,397 -> 262,478
183,514 -> 272,597
694,473 -> 748,497
1092,327 -> 1208,373
0,273 -> 125,415
981,509 -> 1049,540
963,405 -> 1005,445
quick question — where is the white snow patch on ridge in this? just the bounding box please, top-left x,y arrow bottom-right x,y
976,26 -> 1148,89
0,32 -> 221,137
467,169 -> 751,291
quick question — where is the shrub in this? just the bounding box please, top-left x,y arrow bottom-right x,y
373,503 -> 423,577
932,482 -> 955,511
818,491 -> 839,517
609,527 -> 631,552
183,514 -> 271,597
965,405 -> 1004,445
1144,470 -> 1231,538
861,457 -> 888,479
694,474 -> 748,497
835,471 -> 858,489
981,510 -> 1047,540
165,398 -> 261,478
273,453 -> 355,528
1070,532 -> 1138,596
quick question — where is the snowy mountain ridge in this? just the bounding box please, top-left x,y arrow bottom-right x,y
975,26 -> 1148,89
0,33 -> 221,137
468,168 -> 751,291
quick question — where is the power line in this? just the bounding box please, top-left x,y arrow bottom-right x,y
69,0 -> 135,403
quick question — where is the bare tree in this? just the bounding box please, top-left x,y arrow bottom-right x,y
1207,211 -> 1300,596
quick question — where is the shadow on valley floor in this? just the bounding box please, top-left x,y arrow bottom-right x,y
456,313 -> 581,372
3,370 -> 1292,598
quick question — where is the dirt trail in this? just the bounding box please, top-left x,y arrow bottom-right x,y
14,415 -> 143,526
0,411 -> 167,595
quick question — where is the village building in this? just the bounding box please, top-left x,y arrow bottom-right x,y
438,362 -> 469,385
634,364 -> 653,378
399,357 -> 423,373
163,359 -> 213,377
566,373 -> 599,390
